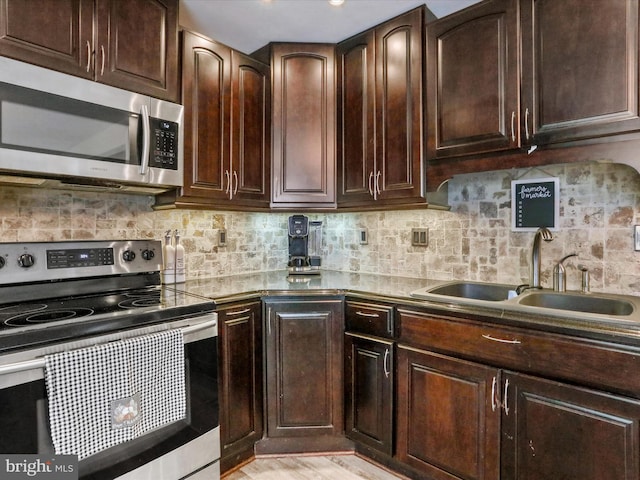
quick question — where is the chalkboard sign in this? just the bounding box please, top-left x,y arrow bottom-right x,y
511,177 -> 559,231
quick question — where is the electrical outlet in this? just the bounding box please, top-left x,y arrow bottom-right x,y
635,225 -> 640,251
218,229 -> 227,247
359,228 -> 368,245
411,228 -> 429,247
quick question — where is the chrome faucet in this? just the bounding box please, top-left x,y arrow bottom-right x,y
530,227 -> 553,289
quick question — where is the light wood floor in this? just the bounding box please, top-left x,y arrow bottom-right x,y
222,454 -> 406,480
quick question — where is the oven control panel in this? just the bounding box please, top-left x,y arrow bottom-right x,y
0,240 -> 163,284
47,247 -> 115,269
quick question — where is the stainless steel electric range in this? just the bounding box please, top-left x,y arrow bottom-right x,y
0,240 -> 220,480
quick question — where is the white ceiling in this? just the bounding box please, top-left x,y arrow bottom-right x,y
179,0 -> 482,54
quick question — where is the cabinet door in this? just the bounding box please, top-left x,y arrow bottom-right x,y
271,44 -> 336,208
337,31 -> 376,206
426,0 -> 519,160
263,299 -> 343,438
218,301 -> 263,473
521,0 -> 640,145
374,8 -> 424,203
180,31 -> 232,201
230,51 -> 271,208
345,333 -> 393,456
95,0 -> 178,101
0,0 -> 94,79
396,345 -> 500,480
502,371 -> 640,480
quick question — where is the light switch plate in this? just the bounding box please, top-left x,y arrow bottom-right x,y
635,225 -> 640,251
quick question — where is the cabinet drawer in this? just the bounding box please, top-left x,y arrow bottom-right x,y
345,301 -> 394,338
398,308 -> 640,398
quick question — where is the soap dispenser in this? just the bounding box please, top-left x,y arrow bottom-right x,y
174,229 -> 186,283
162,230 -> 175,284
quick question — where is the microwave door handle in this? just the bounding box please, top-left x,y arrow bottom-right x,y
139,104 -> 150,176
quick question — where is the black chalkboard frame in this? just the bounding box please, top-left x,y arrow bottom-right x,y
511,176 -> 560,232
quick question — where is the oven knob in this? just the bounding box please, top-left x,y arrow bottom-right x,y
0,257 -> 5,269
18,253 -> 35,268
141,249 -> 155,261
122,250 -> 136,262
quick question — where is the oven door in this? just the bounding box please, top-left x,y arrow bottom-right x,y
0,313 -> 219,480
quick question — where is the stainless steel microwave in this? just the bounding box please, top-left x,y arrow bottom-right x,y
0,57 -> 183,193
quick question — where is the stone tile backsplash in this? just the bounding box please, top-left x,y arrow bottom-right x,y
1,161 -> 639,295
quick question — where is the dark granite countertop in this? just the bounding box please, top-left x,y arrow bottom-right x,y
169,270 -> 640,346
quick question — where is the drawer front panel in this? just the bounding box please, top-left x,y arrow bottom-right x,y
345,301 -> 395,338
398,308 -> 640,398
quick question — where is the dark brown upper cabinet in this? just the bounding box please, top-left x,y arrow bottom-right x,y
520,0 -> 640,145
162,31 -> 270,210
0,0 -> 179,102
269,43 -> 337,209
337,7 -> 427,209
426,0 -> 519,161
427,0 -> 640,188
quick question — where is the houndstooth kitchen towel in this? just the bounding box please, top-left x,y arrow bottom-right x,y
44,329 -> 185,460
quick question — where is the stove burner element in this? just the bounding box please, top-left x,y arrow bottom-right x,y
5,307 -> 94,327
118,290 -> 162,309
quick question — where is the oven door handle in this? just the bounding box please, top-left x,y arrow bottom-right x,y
0,318 -> 217,376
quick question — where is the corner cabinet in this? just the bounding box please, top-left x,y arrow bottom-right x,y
159,31 -> 270,210
217,301 -> 263,473
337,7 -> 426,208
0,0 -> 179,102
269,44 -> 337,209
259,297 -> 346,454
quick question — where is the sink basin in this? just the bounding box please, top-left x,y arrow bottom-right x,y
412,281 -> 514,302
517,292 -> 634,316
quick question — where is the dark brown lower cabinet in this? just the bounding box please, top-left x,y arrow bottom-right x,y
502,371 -> 640,480
344,333 -> 394,456
259,297 -> 346,454
396,342 -> 640,480
396,345 -> 500,480
217,301 -> 263,473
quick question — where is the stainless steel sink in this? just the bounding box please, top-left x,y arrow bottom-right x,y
516,291 -> 634,316
412,281 -> 514,302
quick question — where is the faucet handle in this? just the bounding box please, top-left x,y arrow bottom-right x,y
553,253 -> 578,292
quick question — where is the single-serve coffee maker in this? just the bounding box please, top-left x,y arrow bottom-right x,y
287,215 -> 322,275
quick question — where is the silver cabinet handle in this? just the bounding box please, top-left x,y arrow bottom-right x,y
100,45 -> 105,76
482,334 -> 521,344
383,348 -> 390,378
85,40 -> 92,72
233,170 -> 238,196
524,107 -> 530,140
267,307 -> 272,335
375,171 -> 381,196
139,104 -> 150,175
227,308 -> 251,316
510,111 -> 516,142
491,376 -> 498,412
368,171 -> 374,197
356,310 -> 379,318
224,170 -> 231,196
503,379 -> 510,416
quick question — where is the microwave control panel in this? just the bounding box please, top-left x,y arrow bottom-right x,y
150,117 -> 178,170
